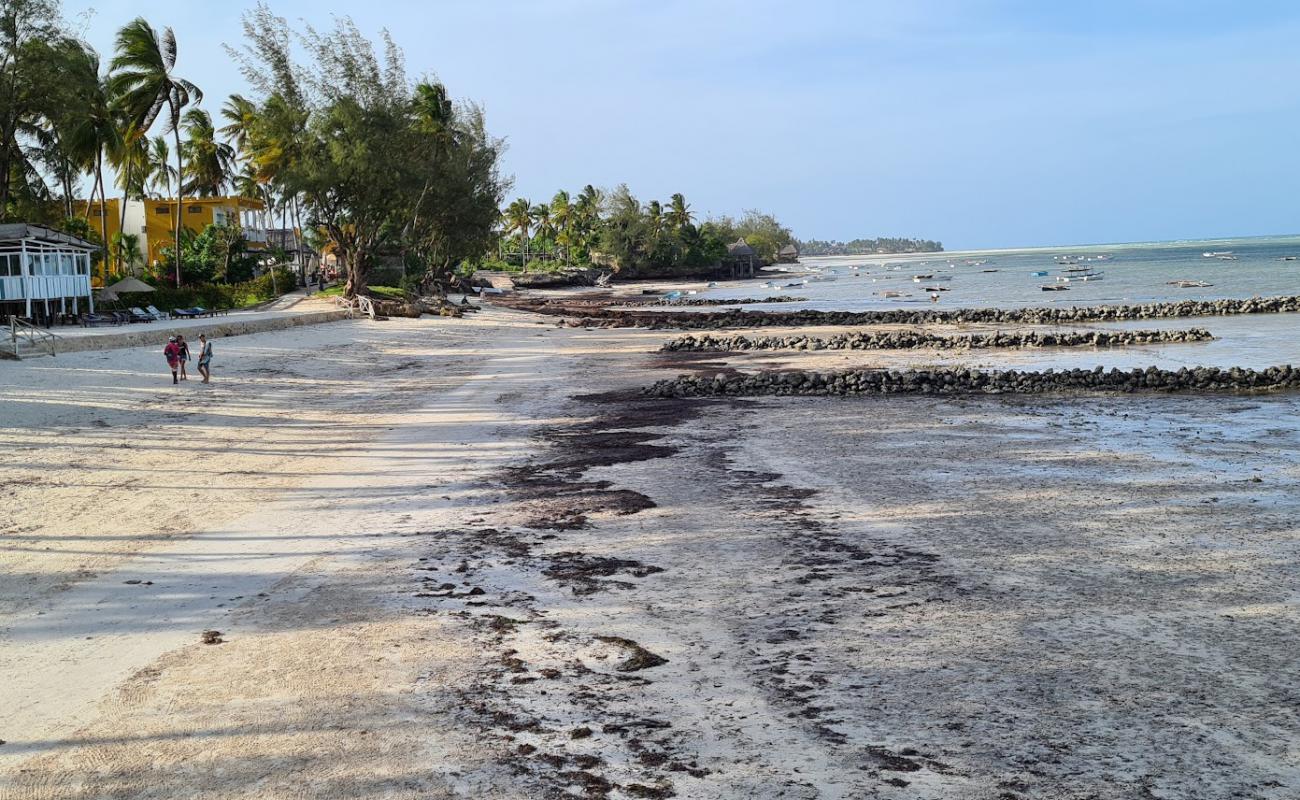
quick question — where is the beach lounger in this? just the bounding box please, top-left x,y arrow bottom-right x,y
172,307 -> 202,318
144,305 -> 170,321
78,313 -> 115,327
128,307 -> 155,323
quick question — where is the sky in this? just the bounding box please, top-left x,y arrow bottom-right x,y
65,0 -> 1300,250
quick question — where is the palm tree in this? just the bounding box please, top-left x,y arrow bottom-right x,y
109,117 -> 149,246
147,135 -> 176,198
65,48 -> 118,264
109,17 -> 202,286
530,202 -> 554,249
646,200 -> 665,238
667,192 -> 693,231
504,198 -> 532,270
180,109 -> 234,196
218,94 -> 257,154
550,190 -> 573,261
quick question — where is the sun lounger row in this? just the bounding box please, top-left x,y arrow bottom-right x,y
77,305 -> 227,327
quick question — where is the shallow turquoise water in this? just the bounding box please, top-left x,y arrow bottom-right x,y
694,235 -> 1300,370
706,234 -> 1300,311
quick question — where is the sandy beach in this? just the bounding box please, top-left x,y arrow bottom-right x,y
3,303 -> 1300,798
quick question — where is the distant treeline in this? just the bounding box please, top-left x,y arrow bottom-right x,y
797,238 -> 944,256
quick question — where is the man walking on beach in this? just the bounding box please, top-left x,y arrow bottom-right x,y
197,334 -> 213,384
163,337 -> 180,385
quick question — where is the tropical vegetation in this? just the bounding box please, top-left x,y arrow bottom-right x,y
797,237 -> 944,256
495,186 -> 797,277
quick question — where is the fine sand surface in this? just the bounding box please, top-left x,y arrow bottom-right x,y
2,305 -> 1300,798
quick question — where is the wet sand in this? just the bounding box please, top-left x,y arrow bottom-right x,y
2,305 -> 1299,798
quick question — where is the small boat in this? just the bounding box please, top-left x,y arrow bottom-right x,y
1031,270 -> 1049,277
706,282 -> 718,288
1168,279 -> 1212,288
1216,255 -> 1238,260
1075,273 -> 1104,282
876,290 -> 906,298
1203,251 -> 1233,258
912,274 -> 934,281
982,269 -> 1000,273
922,286 -> 951,292
1280,256 -> 1298,262
1041,285 -> 1069,291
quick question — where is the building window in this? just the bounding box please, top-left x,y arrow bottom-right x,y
188,205 -> 202,214
156,207 -> 169,215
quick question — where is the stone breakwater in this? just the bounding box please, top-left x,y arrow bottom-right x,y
645,365 -> 1300,398
662,328 -> 1214,352
552,295 -> 1300,330
621,295 -> 804,308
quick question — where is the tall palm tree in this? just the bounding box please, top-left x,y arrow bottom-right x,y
646,200 -> 664,238
147,135 -> 176,198
109,17 -> 202,286
110,117 -> 149,247
530,202 -> 554,246
65,48 -> 118,263
180,108 -> 234,196
550,190 -> 573,261
667,192 -> 693,231
504,198 -> 532,270
218,94 -> 257,154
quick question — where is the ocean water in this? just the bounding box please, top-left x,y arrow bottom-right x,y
693,235 -> 1300,370
707,234 -> 1300,311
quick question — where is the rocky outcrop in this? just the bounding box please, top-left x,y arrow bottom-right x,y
661,328 -> 1215,352
645,365 -> 1300,398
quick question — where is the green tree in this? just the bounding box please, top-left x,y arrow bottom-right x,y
0,0 -> 62,219
504,197 -> 532,268
180,108 -> 234,196
110,17 -> 202,286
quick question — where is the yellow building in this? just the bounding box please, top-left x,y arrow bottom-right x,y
80,196 -> 267,280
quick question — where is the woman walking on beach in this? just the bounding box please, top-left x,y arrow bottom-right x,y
163,337 -> 180,385
196,334 -> 213,384
176,335 -> 191,381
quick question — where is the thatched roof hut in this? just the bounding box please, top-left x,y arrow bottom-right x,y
724,238 -> 758,278
777,243 -> 800,263
727,238 -> 756,258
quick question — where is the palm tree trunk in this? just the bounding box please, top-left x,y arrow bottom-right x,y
291,194 -> 304,282
95,151 -> 108,272
119,158 -> 131,248
172,108 -> 183,289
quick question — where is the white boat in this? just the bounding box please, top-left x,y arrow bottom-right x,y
1075,273 -> 1104,282
876,290 -> 906,298
912,274 -> 934,281
1203,251 -> 1233,258
1216,255 -> 1238,260
1169,279 -> 1212,288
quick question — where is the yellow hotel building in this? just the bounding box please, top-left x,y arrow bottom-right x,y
81,196 -> 268,280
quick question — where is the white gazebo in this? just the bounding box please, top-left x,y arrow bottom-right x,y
0,223 -> 98,324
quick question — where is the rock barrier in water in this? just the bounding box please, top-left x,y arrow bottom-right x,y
661,328 -> 1215,352
622,295 -> 805,308
645,364 -> 1300,398
562,295 -> 1300,330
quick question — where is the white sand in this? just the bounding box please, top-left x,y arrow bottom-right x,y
2,306 -> 1299,798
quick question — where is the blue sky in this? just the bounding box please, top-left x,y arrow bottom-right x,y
66,1 -> 1300,249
